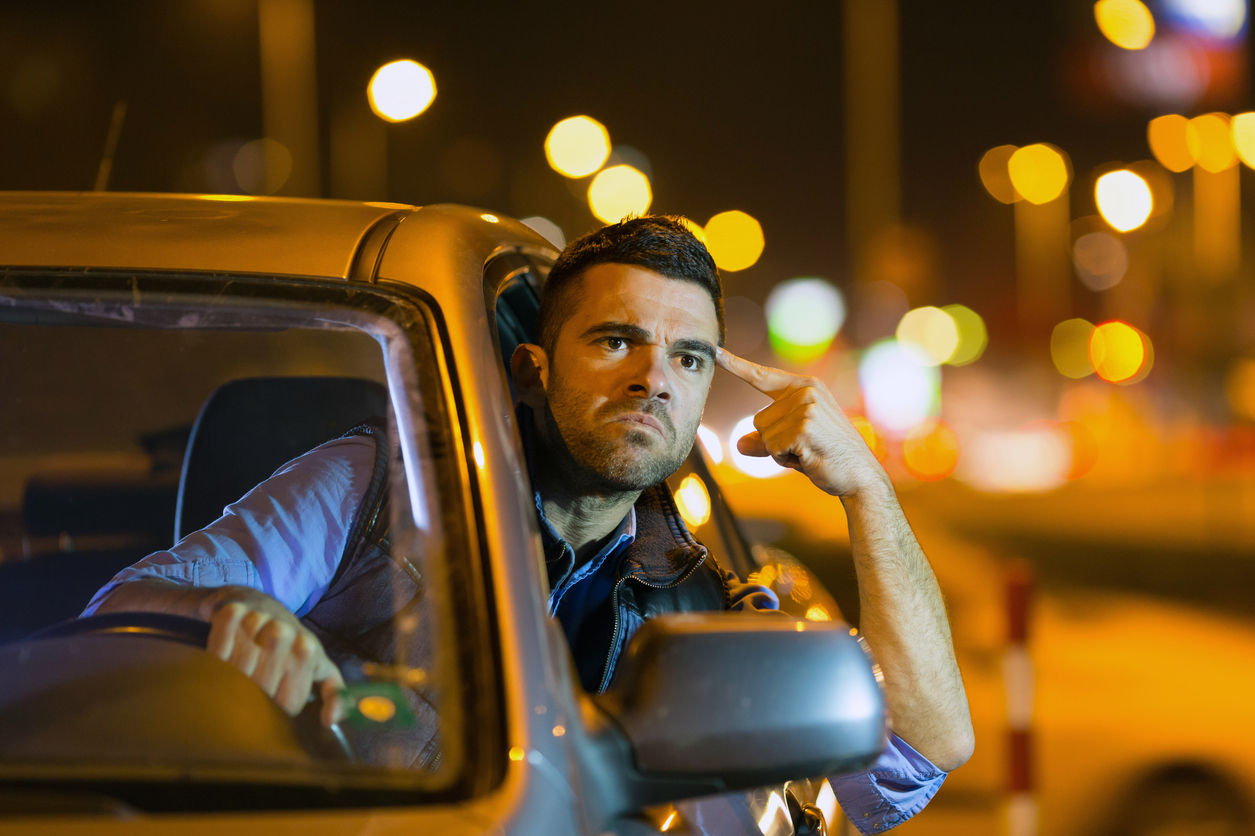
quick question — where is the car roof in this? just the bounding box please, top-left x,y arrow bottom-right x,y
0,191 -> 420,279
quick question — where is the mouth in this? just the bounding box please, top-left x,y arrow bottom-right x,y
610,413 -> 667,438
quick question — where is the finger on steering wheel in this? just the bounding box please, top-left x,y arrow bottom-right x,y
254,618 -> 297,697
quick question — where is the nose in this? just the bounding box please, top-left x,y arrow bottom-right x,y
625,346 -> 671,402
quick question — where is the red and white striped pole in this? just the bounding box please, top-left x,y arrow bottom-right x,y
1004,559 -> 1036,836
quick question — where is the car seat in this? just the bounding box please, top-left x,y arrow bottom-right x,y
175,377 -> 389,542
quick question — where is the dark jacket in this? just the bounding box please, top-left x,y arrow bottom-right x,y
299,423 -> 732,767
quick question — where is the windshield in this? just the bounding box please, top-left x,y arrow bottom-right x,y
0,273 -> 476,810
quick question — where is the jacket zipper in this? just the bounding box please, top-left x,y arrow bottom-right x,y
595,550 -> 708,694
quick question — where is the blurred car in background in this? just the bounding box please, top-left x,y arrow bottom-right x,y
719,472 -> 1255,836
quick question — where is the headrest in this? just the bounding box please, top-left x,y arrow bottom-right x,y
175,377 -> 388,542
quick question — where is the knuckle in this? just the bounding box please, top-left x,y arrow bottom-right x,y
291,631 -> 313,660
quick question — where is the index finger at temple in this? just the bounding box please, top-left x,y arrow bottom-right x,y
716,347 -> 800,398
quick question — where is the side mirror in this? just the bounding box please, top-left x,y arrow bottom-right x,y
578,613 -> 885,815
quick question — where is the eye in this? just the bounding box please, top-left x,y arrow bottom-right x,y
679,354 -> 702,370
604,337 -> 626,350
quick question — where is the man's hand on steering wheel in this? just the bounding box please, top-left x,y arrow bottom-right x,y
207,594 -> 345,727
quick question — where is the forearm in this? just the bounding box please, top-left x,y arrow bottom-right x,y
92,579 -> 284,622
842,477 -> 974,772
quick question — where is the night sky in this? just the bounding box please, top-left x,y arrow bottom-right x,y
0,1 -> 1239,322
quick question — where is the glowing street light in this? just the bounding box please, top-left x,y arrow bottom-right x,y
859,339 -> 941,435
588,164 -> 651,222
704,210 -> 765,271
1094,0 -> 1156,49
368,60 -> 436,122
545,116 -> 611,178
1187,113 -> 1237,172
1008,144 -> 1071,205
1090,321 -> 1151,383
1147,114 -> 1195,172
1095,169 -> 1153,231
896,306 -> 960,366
1231,112 -> 1255,168
765,278 -> 845,364
942,304 -> 988,366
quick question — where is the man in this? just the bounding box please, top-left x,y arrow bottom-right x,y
85,216 -> 972,831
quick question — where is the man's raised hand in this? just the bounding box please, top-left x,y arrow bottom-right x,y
716,347 -> 890,498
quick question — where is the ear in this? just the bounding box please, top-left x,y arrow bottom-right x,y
511,343 -> 550,409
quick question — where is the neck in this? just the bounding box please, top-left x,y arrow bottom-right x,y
528,412 -> 640,564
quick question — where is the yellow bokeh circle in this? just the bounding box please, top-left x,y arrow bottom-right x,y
1089,321 -> 1148,383
704,210 -> 765,272
1094,0 -> 1156,50
1008,144 -> 1071,205
544,116 -> 612,178
588,165 -> 652,223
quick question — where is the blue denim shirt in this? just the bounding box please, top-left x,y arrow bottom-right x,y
84,435 -> 945,834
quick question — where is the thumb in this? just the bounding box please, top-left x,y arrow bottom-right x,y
737,430 -> 770,457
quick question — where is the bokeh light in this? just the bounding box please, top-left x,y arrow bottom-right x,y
520,216 -> 565,248
1231,112 -> 1255,168
1051,319 -> 1097,378
1008,144 -> 1071,204
729,415 -> 786,479
1225,358 -> 1255,420
679,216 -> 708,245
1089,321 -> 1148,382
1073,231 -> 1129,291
765,278 -> 846,364
233,138 -> 292,195
941,304 -> 988,366
959,425 -> 1072,493
1095,169 -> 1153,231
673,474 -> 712,529
850,415 -> 888,464
544,116 -> 612,178
902,420 -> 961,481
1059,420 -> 1100,479
704,210 -> 765,272
1094,0 -> 1156,49
1147,114 -> 1195,172
368,60 -> 437,122
587,165 -> 651,223
1187,113 -> 1237,172
696,424 -> 723,464
859,340 -> 942,435
979,145 -> 1021,204
896,306 -> 959,366
1163,0 -> 1247,39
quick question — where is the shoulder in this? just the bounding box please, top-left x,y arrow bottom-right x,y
270,435 -> 378,483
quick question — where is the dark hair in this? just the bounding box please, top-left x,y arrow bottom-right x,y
536,215 -> 724,355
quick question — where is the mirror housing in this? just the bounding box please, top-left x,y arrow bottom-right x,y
580,613 -> 886,814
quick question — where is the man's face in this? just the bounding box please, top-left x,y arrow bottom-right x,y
539,264 -> 720,493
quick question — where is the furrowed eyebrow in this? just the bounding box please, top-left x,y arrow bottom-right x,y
671,338 -> 717,363
580,322 -> 717,363
579,322 -> 652,342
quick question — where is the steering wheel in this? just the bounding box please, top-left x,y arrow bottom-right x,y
29,612 -> 355,762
